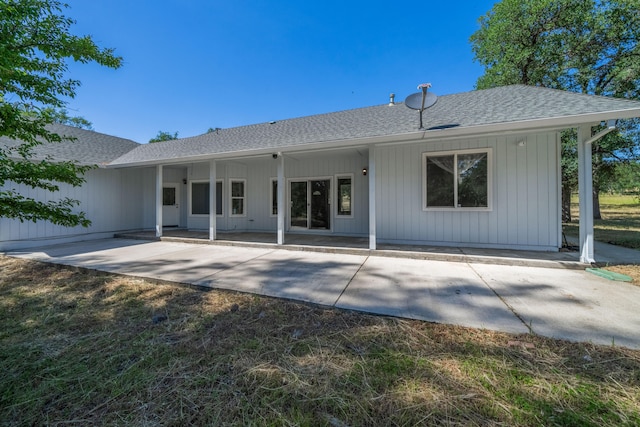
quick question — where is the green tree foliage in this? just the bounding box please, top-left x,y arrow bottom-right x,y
609,161 -> 640,194
0,0 -> 122,227
149,131 -> 179,143
45,107 -> 94,130
470,0 -> 640,220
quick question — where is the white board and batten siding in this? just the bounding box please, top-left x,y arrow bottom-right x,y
0,168 -> 153,251
375,132 -> 561,251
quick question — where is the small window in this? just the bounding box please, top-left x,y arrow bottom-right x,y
270,178 -> 278,216
336,175 -> 353,217
163,187 -> 176,206
423,149 -> 490,210
190,181 -> 223,216
230,179 -> 246,216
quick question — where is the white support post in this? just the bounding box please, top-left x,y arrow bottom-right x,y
368,146 -> 376,250
577,125 -> 595,263
277,153 -> 285,245
155,164 -> 163,237
209,160 -> 216,241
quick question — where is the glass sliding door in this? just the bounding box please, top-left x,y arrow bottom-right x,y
310,179 -> 330,230
290,181 -> 308,228
289,179 -> 331,230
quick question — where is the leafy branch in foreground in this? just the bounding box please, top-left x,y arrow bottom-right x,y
0,0 -> 122,227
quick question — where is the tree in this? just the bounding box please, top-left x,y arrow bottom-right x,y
149,131 -> 179,143
45,107 -> 94,130
470,0 -> 640,220
0,0 -> 122,227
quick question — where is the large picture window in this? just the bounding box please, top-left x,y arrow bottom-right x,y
190,180 -> 223,216
230,179 -> 246,216
423,149 -> 491,210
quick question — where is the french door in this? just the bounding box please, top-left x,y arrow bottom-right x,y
289,179 -> 331,230
162,184 -> 180,226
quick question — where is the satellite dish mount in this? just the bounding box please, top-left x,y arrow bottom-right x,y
404,83 -> 437,129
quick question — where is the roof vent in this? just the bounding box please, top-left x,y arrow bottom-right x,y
389,93 -> 395,106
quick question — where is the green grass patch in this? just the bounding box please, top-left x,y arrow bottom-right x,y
1,257 -> 640,426
565,193 -> 640,250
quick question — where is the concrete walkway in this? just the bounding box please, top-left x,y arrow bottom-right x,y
6,238 -> 640,350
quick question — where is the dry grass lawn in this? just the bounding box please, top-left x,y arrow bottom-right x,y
1,256 -> 639,426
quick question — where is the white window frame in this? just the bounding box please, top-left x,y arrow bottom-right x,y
422,148 -> 492,212
189,179 -> 224,217
335,173 -> 354,218
229,179 -> 247,217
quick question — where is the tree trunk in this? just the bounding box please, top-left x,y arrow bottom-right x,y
562,182 -> 572,223
593,187 -> 602,220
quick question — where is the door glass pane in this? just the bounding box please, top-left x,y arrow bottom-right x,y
163,187 -> 176,206
426,155 -> 455,207
337,177 -> 351,216
290,181 -> 308,228
310,180 -> 330,229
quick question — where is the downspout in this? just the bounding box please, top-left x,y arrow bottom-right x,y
584,120 -> 617,146
578,120 -> 616,264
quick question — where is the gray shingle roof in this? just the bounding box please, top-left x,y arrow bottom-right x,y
0,123 -> 140,166
109,85 -> 640,167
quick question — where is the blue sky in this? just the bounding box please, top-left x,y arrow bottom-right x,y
64,1 -> 497,143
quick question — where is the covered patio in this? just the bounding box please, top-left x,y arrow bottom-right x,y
115,229 -> 594,268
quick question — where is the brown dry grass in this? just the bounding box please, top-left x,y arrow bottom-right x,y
1,256 -> 639,426
605,265 -> 640,284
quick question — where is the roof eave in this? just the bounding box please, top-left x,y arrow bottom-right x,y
106,107 -> 640,168
416,108 -> 640,142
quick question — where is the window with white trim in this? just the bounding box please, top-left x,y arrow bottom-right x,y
230,179 -> 246,216
190,180 -> 223,216
336,174 -> 353,217
423,149 -> 491,210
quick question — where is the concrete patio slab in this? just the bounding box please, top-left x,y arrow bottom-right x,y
336,256 -> 529,334
195,250 -> 367,306
471,263 -> 640,349
102,244 -> 277,284
5,238 -> 640,349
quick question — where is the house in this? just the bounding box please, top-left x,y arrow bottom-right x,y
2,85 -> 640,263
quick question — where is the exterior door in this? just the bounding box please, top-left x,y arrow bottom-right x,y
290,181 -> 308,228
289,179 -> 331,230
162,184 -> 180,226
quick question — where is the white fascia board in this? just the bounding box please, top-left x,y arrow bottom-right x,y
106,107 -> 640,168
104,133 -> 423,168
418,108 -> 640,141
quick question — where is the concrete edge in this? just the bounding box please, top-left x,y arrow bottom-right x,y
114,233 -> 588,270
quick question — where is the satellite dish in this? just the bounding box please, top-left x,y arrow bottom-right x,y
404,92 -> 438,110
404,84 -> 438,129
